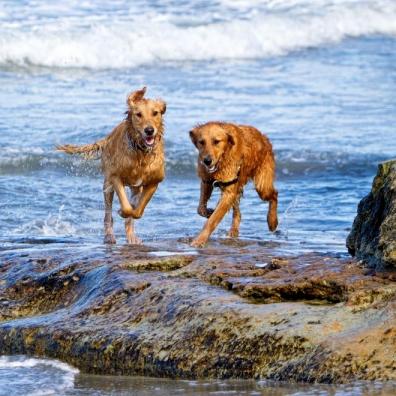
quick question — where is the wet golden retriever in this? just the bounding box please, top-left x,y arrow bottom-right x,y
57,87 -> 166,244
189,122 -> 278,247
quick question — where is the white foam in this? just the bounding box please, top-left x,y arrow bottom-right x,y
0,1 -> 396,68
0,356 -> 78,374
0,355 -> 78,394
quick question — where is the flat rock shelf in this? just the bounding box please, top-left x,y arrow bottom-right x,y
0,239 -> 395,383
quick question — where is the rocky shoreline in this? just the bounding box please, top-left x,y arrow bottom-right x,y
0,238 -> 394,383
0,160 -> 395,384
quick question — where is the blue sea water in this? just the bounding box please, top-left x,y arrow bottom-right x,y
0,0 -> 396,394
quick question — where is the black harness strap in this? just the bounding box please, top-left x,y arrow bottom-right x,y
204,168 -> 241,190
213,177 -> 239,189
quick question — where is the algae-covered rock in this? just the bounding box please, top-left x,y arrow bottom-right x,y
347,159 -> 396,268
0,241 -> 395,383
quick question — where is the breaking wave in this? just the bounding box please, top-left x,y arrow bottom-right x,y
1,1 -> 396,69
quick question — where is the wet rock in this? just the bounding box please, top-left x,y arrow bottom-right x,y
0,242 -> 395,383
347,160 -> 396,268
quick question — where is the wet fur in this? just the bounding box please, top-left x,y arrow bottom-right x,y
190,122 -> 278,247
57,87 -> 166,244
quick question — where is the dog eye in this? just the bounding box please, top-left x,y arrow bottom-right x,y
135,112 -> 142,118
152,111 -> 158,116
213,139 -> 221,145
198,139 -> 205,146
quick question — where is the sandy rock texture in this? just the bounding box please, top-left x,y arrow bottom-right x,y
0,240 -> 395,383
347,159 -> 396,268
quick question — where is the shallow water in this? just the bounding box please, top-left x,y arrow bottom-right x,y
0,355 -> 395,396
0,0 -> 396,394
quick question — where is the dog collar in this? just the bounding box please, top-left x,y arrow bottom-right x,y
204,167 -> 241,190
213,177 -> 239,190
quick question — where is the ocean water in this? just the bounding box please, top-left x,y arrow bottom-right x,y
0,0 -> 396,394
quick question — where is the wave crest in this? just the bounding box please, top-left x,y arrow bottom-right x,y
1,3 -> 396,68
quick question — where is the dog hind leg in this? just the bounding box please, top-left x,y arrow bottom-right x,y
103,180 -> 116,244
254,163 -> 278,232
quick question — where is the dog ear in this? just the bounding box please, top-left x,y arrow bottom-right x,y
226,131 -> 236,146
189,129 -> 197,147
127,86 -> 146,107
226,125 -> 239,147
157,100 -> 167,115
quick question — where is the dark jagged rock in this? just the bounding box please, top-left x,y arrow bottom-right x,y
0,241 -> 395,383
347,160 -> 396,268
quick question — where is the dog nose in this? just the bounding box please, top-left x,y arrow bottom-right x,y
203,156 -> 212,166
144,126 -> 154,136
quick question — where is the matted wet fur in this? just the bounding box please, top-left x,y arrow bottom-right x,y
57,87 -> 166,244
189,122 -> 278,247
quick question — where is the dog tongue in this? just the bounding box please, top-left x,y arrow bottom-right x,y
145,136 -> 155,146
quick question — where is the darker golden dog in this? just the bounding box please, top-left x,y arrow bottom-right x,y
189,122 -> 278,247
57,87 -> 166,244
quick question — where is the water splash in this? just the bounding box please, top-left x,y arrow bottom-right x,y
11,205 -> 76,237
280,197 -> 300,240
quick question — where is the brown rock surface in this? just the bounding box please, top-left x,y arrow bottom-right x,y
0,240 -> 395,383
347,159 -> 396,268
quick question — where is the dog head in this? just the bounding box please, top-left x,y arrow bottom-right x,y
189,122 -> 237,174
126,87 -> 166,149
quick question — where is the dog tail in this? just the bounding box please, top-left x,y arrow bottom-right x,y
56,138 -> 107,159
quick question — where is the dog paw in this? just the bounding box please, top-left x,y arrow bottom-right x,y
198,207 -> 214,218
191,237 -> 208,248
227,228 -> 239,238
127,236 -> 142,245
104,234 -> 117,244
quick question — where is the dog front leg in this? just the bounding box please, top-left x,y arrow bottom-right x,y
197,181 -> 214,218
128,183 -> 158,219
191,188 -> 237,247
125,187 -> 143,244
112,177 -> 135,218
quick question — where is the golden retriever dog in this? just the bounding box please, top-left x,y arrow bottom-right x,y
57,87 -> 166,244
189,122 -> 278,247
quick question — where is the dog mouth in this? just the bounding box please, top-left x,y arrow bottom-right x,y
143,135 -> 156,147
203,162 -> 218,173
